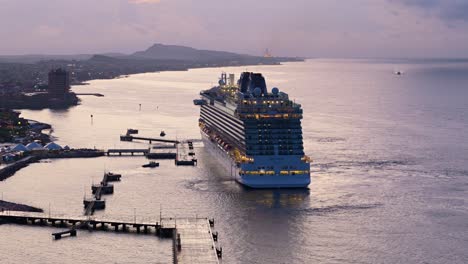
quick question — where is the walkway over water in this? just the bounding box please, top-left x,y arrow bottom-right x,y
106,148 -> 149,156
164,217 -> 220,264
0,212 -> 220,264
120,135 -> 179,144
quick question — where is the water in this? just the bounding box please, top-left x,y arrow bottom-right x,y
1,59 -> 468,263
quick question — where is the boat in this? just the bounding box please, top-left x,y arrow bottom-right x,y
193,72 -> 311,188
127,128 -> 139,135
142,161 -> 159,168
160,131 -> 166,137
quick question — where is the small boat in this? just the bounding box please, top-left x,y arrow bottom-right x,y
127,128 -> 139,135
142,161 -> 159,168
160,131 -> 166,137
395,71 -> 403,75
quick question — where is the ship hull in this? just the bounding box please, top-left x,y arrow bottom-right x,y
201,132 -> 310,188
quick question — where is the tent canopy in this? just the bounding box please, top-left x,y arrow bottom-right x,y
12,144 -> 29,152
44,142 -> 62,150
26,142 -> 43,150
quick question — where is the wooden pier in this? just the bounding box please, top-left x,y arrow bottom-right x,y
92,184 -> 113,195
84,172 -> 122,212
103,172 -> 121,182
146,152 -> 177,159
75,93 -> 104,97
176,141 -> 197,166
120,135 -> 179,144
0,212 -> 221,263
106,148 -> 149,156
167,217 -> 221,263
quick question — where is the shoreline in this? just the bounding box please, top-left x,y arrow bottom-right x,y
0,150 -> 105,181
4,58 -> 302,110
73,58 -> 303,86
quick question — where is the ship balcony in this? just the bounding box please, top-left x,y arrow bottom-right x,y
244,129 -> 303,134
238,99 -> 302,108
237,113 -> 303,120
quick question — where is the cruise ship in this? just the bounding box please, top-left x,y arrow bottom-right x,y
194,72 -> 311,188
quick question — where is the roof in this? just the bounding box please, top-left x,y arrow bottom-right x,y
12,144 -> 29,152
44,142 -> 62,150
26,142 -> 43,150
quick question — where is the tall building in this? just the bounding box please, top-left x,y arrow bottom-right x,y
48,68 -> 70,97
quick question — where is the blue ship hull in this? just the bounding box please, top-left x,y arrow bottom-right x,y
202,133 -> 310,188
238,174 -> 310,189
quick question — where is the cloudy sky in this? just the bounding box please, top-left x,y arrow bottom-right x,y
1,0 -> 467,57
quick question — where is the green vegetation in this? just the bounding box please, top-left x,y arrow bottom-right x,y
0,109 -> 28,142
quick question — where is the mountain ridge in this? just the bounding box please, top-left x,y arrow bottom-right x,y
0,43 -> 280,64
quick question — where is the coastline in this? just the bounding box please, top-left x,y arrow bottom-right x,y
72,58 -> 303,86
3,58 -> 302,110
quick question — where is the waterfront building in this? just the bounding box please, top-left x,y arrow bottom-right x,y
48,68 -> 70,97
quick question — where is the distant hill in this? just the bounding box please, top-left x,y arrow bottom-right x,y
0,54 -> 94,64
0,53 -> 127,64
0,43 -> 303,65
131,43 -> 253,61
0,44 -> 255,64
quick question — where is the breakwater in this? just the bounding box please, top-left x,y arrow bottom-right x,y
0,200 -> 43,213
40,149 -> 105,159
0,150 -> 105,181
0,156 -> 39,181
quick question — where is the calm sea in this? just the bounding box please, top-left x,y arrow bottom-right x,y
1,59 -> 467,263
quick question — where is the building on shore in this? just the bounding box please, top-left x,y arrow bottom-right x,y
48,68 -> 70,98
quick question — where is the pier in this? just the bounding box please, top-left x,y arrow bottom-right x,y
175,141 -> 197,166
84,172 -> 122,213
146,152 -> 177,159
0,212 -> 221,263
168,217 -> 221,263
74,93 -> 104,97
106,148 -> 149,156
120,135 -> 179,144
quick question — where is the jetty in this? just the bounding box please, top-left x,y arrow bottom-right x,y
175,141 -> 197,166
106,148 -> 149,156
0,149 -> 105,181
84,172 -> 121,213
0,212 -> 221,263
120,135 -> 179,144
74,93 -> 104,97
